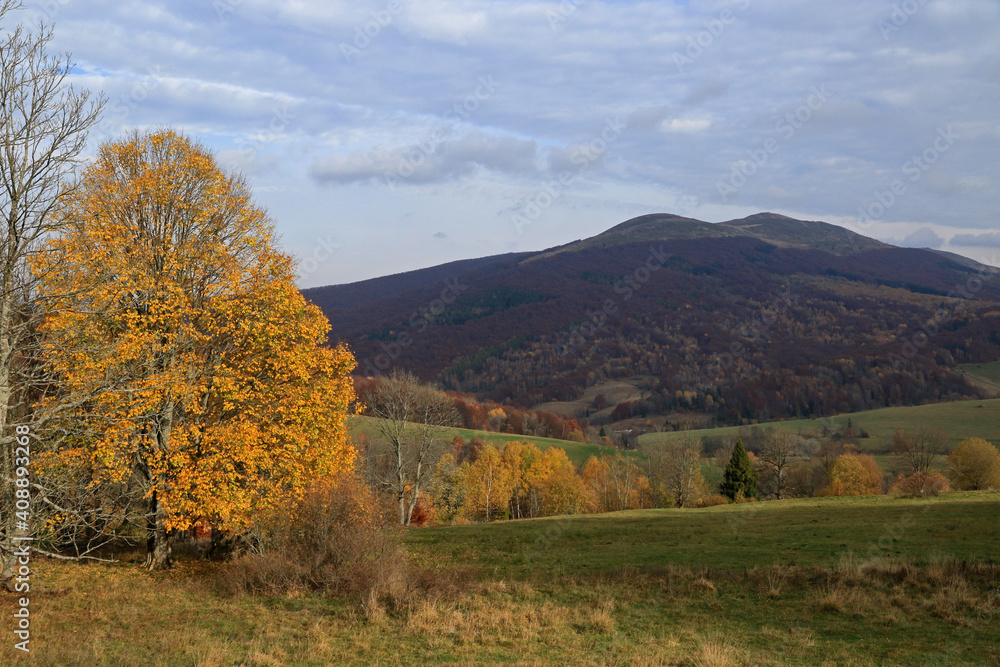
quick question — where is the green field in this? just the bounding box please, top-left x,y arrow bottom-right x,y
407,491 -> 1000,578
349,414 -> 636,465
6,492 -> 998,665
639,397 -> 1000,453
958,360 -> 1000,392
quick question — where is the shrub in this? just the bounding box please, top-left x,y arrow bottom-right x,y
408,496 -> 431,527
947,438 -> 1000,490
889,472 -> 951,498
823,454 -> 884,496
221,474 -> 405,599
693,494 -> 730,508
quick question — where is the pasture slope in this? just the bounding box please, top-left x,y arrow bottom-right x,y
3,491 -> 997,665
639,397 -> 1000,452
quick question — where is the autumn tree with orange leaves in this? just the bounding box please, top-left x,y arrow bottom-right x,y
33,130 -> 356,569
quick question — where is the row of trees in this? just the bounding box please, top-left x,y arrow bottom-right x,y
355,375 -> 590,443
406,433 -> 1000,525
422,440 -> 708,523
1,4 -> 357,579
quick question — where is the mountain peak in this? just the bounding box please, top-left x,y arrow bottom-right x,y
541,212 -> 887,258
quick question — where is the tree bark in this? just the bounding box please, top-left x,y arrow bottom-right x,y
144,401 -> 174,569
143,489 -> 172,570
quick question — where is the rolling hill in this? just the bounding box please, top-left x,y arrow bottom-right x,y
305,213 -> 1000,427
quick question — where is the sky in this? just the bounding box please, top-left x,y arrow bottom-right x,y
17,0 -> 1000,287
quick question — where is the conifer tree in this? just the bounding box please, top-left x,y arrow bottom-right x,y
721,439 -> 758,500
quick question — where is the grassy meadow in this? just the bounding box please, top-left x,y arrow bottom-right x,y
638,397 -> 1000,453
2,491 -> 998,665
958,361 -> 1000,393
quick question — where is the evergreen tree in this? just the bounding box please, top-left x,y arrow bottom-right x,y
721,439 -> 758,500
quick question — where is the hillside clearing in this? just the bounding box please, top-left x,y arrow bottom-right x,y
638,397 -> 1000,452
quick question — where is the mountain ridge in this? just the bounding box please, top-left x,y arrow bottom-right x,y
305,212 -> 1000,428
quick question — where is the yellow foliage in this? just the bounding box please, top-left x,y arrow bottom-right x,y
462,445 -> 514,521
947,438 -> 1000,490
825,454 -> 884,497
33,129 -> 356,534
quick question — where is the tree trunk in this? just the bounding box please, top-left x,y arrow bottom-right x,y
405,484 -> 421,525
398,493 -> 407,525
143,489 -> 172,569
144,400 -> 175,569
0,291 -> 17,587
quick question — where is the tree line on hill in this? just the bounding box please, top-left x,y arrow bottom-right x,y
382,431 -> 1000,526
355,375 -> 591,441
355,371 -> 1000,526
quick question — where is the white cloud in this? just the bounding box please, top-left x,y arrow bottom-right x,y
888,227 -> 946,249
397,1 -> 488,45
310,130 -> 538,185
659,118 -> 712,133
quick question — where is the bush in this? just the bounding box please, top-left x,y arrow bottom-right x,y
693,494 -> 730,508
889,472 -> 951,498
823,454 -> 884,496
221,474 -> 405,599
948,438 -> 1000,491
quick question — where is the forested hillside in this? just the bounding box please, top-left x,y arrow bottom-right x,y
307,213 -> 1000,425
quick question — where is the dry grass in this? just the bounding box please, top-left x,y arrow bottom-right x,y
689,635 -> 745,667
2,551 -> 999,665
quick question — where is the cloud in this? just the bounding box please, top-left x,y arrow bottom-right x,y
951,231 -> 1000,247
310,130 -> 538,185
37,0 -> 1000,285
659,117 -> 712,133
886,227 -> 946,249
397,1 -> 488,45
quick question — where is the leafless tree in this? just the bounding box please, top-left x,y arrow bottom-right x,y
892,428 -> 945,476
361,371 -> 459,525
757,430 -> 795,499
643,438 -> 704,508
0,1 -> 106,585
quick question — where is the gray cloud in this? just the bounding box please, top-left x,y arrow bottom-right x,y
952,231 -> 1000,247
310,131 -> 538,185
